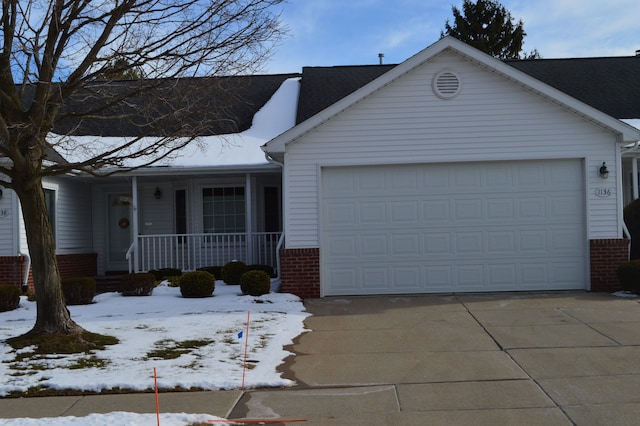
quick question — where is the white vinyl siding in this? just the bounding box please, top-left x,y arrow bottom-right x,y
12,177 -> 93,256
0,186 -> 18,256
45,177 -> 93,254
284,51 -> 619,248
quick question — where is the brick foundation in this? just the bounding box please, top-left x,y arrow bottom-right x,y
590,239 -> 629,292
0,256 -> 27,289
280,248 -> 320,299
0,253 -> 97,292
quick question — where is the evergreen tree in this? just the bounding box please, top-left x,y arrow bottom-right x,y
441,0 -> 540,59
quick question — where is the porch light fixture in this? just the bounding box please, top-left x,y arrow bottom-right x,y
599,162 -> 609,179
0,188 -> 3,199
154,187 -> 162,199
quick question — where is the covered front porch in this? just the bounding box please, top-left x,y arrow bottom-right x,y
91,165 -> 283,276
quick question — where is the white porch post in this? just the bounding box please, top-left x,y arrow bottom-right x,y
132,176 -> 140,272
633,157 -> 639,200
245,173 -> 253,265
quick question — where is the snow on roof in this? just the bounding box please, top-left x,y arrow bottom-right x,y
48,77 -> 300,169
622,119 -> 640,131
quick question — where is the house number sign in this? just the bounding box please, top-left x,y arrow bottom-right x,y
0,209 -> 8,218
595,188 -> 612,198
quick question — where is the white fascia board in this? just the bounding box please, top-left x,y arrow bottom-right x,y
91,162 -> 280,178
265,36 -> 640,154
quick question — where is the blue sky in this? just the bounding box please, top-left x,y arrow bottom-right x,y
264,0 -> 640,73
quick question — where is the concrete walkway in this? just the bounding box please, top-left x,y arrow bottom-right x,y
1,291 -> 640,425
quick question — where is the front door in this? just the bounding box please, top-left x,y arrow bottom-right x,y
108,194 -> 133,271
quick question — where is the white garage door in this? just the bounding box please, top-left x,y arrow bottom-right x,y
322,160 -> 586,295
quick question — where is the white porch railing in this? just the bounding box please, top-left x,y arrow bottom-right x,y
127,232 -> 282,274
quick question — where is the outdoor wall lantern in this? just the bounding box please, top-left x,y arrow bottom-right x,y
599,162 -> 609,179
0,188 -> 3,199
154,187 -> 162,199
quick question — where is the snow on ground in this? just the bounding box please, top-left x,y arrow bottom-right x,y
0,281 -> 309,425
0,412 -> 222,426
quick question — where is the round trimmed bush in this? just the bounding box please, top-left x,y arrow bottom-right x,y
0,284 -> 21,312
239,270 -> 271,296
61,277 -> 96,305
221,261 -> 248,285
180,271 -> 215,298
617,260 -> 640,293
120,273 -> 155,296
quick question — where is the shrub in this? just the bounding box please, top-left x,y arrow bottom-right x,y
617,260 -> 640,293
248,264 -> 276,278
624,199 -> 640,259
221,261 -> 248,285
148,268 -> 182,282
120,273 -> 155,296
180,271 -> 215,298
239,270 -> 271,296
197,266 -> 222,279
165,276 -> 181,287
61,277 -> 96,305
0,284 -> 21,312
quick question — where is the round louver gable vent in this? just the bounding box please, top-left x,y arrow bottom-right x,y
432,70 -> 461,99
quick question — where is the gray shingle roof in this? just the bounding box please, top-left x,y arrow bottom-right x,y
44,54 -> 640,143
295,65 -> 396,124
293,56 -> 640,125
53,73 -> 299,137
507,56 -> 640,119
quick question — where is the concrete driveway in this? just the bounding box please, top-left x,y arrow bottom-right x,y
231,291 -> 640,425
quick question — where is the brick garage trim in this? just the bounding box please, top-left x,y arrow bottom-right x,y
280,248 -> 320,299
279,241 -> 630,297
590,239 -> 629,292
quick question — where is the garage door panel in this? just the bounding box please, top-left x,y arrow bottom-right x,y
486,231 -> 517,253
361,235 -> 387,256
424,233 -> 452,255
457,264 -> 485,288
390,201 -> 420,224
455,232 -> 483,254
360,202 -> 387,224
487,264 -> 517,287
392,233 -> 421,256
393,267 -> 421,290
362,268 -> 389,290
520,263 -> 548,285
422,200 -> 451,221
322,160 -> 586,295
486,198 -> 516,220
454,199 -> 484,221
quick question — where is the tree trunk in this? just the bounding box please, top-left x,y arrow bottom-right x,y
15,178 -> 84,336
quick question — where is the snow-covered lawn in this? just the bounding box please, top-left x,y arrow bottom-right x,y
0,281 -> 309,425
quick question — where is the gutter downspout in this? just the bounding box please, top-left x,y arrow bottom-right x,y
19,252 -> 31,292
264,153 -> 284,278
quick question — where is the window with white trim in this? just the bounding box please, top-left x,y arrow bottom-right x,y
202,187 -> 245,233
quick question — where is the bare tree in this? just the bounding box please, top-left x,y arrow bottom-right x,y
0,0 -> 286,339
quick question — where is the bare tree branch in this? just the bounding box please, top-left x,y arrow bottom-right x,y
0,0 -> 287,338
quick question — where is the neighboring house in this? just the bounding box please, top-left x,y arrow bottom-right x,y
1,37 -> 639,297
0,73 -> 300,289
